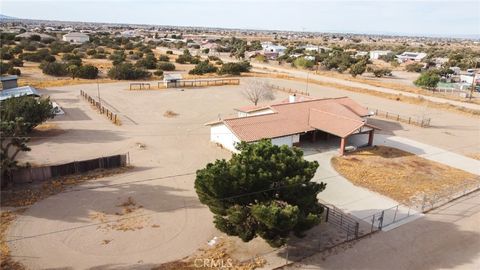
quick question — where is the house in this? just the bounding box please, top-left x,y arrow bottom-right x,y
62,32 -> 89,44
369,50 -> 391,60
1,75 -> 19,90
396,52 -> 427,63
15,32 -> 55,41
207,96 -> 378,155
301,45 -> 331,53
262,43 -> 287,56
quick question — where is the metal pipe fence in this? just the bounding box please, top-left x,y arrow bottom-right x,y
366,107 -> 431,127
163,78 -> 240,88
267,84 -> 310,96
80,90 -> 121,125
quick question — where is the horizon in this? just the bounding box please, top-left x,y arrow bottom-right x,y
1,1 -> 479,38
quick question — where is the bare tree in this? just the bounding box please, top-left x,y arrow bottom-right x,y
242,79 -> 275,106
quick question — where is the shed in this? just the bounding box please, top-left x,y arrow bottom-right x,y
163,73 -> 183,87
0,75 -> 18,90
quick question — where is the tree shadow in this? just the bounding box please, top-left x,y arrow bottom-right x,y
28,129 -> 125,145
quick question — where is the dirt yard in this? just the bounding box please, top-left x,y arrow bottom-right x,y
331,146 -> 479,206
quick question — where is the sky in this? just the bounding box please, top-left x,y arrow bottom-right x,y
1,0 -> 479,38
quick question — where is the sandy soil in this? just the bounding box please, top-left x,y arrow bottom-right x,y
285,191 -> 480,270
6,76 -> 480,269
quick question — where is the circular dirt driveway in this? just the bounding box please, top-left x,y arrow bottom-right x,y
7,169 -> 217,269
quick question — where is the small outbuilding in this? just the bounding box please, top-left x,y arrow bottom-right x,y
1,75 -> 19,90
62,32 -> 90,44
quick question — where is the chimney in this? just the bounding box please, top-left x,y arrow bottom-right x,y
289,94 -> 296,103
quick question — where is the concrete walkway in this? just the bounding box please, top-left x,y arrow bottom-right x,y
304,150 -> 422,231
350,134 -> 480,175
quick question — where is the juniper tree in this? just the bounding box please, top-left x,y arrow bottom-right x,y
195,139 -> 326,247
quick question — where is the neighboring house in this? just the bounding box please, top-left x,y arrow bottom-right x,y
62,32 -> 89,44
0,86 -> 40,101
207,96 -> 378,155
301,45 -> 331,53
369,50 -> 392,60
262,43 -> 287,56
396,52 -> 427,63
355,51 -> 368,58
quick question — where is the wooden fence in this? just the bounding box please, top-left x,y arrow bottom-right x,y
162,78 -> 240,88
9,153 -> 129,184
267,84 -> 310,96
367,107 -> 431,127
80,90 -> 121,125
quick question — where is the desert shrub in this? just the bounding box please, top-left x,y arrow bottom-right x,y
76,64 -> 99,79
175,55 -> 188,64
166,50 -> 173,54
20,49 -> 51,62
405,62 -> 424,73
86,49 -> 97,56
156,61 -> 176,71
135,53 -> 157,69
371,67 -> 392,77
0,48 -> 13,60
107,62 -> 151,80
44,55 -> 56,63
10,46 -> 23,55
9,58 -> 24,67
414,70 -> 440,89
217,61 -> 251,75
189,60 -> 217,75
158,55 -> 169,62
0,62 -> 13,74
41,62 -> 68,76
208,55 -> 220,61
294,57 -> 315,69
92,53 -> 106,59
153,70 -> 164,76
8,67 -> 21,76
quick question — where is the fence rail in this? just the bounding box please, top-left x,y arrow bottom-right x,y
80,90 -> 121,125
163,78 -> 240,88
8,153 -> 129,184
367,107 -> 431,127
267,84 -> 310,96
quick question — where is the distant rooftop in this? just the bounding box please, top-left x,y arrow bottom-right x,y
0,86 -> 40,101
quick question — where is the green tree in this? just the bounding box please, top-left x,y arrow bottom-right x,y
414,70 -> 440,89
156,62 -> 176,71
195,140 -> 326,247
41,62 -> 68,76
349,60 -> 367,77
76,65 -> 99,79
188,60 -> 217,75
217,61 -> 251,75
1,96 -> 54,182
107,62 -> 151,80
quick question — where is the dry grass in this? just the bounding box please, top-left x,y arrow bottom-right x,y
89,196 -> 158,232
163,110 -> 179,118
19,77 -> 119,89
152,238 -> 266,270
1,211 -> 26,270
331,146 -> 479,206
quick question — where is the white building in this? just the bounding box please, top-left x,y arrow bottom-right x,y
396,52 -> 427,63
262,43 -> 287,55
62,32 -> 89,44
206,96 -> 378,155
369,50 -> 391,60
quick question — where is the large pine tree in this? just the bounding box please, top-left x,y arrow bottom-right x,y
195,139 -> 326,247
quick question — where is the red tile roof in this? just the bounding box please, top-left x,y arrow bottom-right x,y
211,97 -> 376,142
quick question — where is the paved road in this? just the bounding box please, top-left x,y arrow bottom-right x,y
285,191 -> 480,270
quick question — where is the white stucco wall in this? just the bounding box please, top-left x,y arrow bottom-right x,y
237,108 -> 274,118
210,123 -> 240,152
271,135 -> 294,147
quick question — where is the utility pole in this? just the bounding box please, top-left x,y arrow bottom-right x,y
97,66 -> 102,107
306,72 -> 310,94
470,74 -> 476,101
